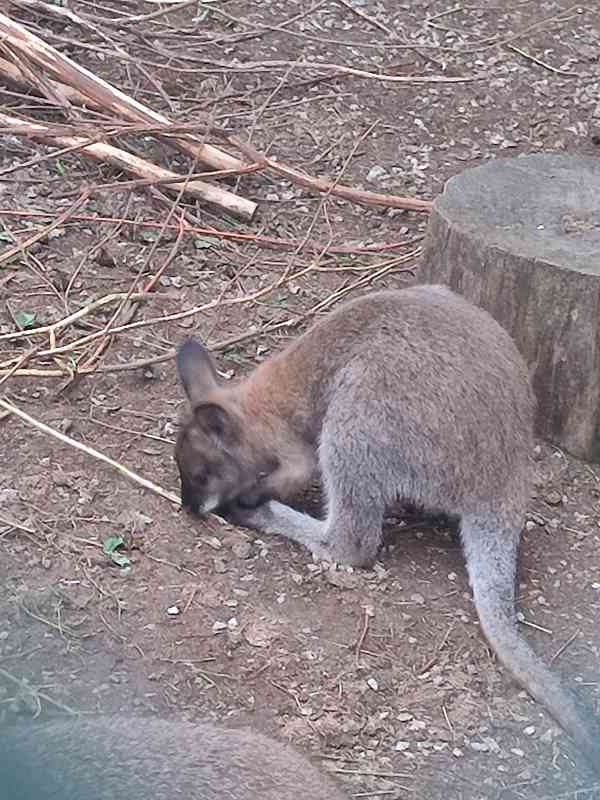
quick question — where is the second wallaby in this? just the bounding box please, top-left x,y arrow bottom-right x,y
0,714 -> 348,799
175,283 -> 600,776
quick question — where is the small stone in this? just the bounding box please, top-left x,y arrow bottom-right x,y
232,542 -> 252,559
166,605 -> 180,616
397,712 -> 414,723
325,568 -> 359,590
58,418 -> 73,435
366,677 -> 379,691
244,621 -> 277,648
395,740 -> 411,752
544,490 -> 562,506
471,741 -> 489,752
481,736 -> 500,754
523,725 -> 536,736
372,563 -> 388,580
367,165 -> 387,182
212,620 -> 227,633
203,536 -> 222,550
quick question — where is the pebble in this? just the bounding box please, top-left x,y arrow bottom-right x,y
232,542 -> 252,559
367,165 -> 387,182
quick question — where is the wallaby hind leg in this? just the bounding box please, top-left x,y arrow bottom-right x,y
461,514 -> 600,776
317,433 -> 385,567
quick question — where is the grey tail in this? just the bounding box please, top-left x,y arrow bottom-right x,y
461,518 -> 600,778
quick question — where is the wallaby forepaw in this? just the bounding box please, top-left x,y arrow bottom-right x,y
220,501 -> 270,529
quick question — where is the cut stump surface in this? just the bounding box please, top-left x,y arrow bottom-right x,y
419,152 -> 600,462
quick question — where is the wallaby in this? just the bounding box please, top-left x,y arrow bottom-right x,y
175,284 -> 600,776
0,714 -> 349,799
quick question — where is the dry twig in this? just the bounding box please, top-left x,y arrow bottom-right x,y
0,396 -> 181,506
0,112 -> 256,220
0,11 -> 245,173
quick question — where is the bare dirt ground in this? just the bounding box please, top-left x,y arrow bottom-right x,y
1,1 -> 599,798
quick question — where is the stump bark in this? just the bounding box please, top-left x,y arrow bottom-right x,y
419,152 -> 600,462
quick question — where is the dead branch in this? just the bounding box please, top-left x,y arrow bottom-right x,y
0,11 -> 246,174
0,253 -> 417,378
204,57 -> 480,85
227,134 -> 433,213
0,112 -> 256,220
0,208 -> 422,255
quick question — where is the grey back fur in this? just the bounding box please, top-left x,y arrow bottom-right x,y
175,284 -> 600,777
0,715 -> 348,800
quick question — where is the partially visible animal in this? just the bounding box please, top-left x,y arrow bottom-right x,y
0,715 -> 349,800
175,284 -> 600,776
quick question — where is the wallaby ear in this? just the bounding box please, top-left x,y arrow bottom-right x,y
176,337 -> 218,404
193,402 -> 238,442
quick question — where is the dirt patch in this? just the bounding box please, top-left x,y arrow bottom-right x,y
1,2 -> 599,798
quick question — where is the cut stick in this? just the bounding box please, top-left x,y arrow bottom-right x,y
0,54 -> 102,110
0,112 -> 256,220
0,12 -> 246,174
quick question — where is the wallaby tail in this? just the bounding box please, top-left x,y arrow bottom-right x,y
462,518 -> 600,778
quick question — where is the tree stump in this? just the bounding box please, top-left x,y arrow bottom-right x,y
419,152 -> 600,462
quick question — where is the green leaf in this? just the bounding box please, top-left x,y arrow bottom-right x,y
102,535 -> 131,568
102,535 -> 124,555
0,231 -> 14,243
193,236 -> 215,250
14,310 -> 36,329
110,552 -> 131,568
55,160 -> 66,176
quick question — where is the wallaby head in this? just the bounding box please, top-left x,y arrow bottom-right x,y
175,338 -> 278,516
